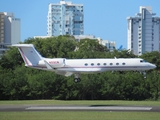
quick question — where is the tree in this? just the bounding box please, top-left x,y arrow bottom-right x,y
0,36 -> 159,100
140,51 -> 160,70
74,39 -> 109,58
0,47 -> 23,70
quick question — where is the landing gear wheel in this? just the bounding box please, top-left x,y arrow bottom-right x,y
74,78 -> 81,83
143,71 -> 146,79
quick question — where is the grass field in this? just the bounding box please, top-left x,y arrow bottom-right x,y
0,111 -> 160,120
0,100 -> 160,106
0,100 -> 160,120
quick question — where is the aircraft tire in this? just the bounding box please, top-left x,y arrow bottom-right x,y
74,78 -> 81,83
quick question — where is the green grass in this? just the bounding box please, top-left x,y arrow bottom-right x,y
0,112 -> 160,120
0,100 -> 160,120
0,100 -> 160,106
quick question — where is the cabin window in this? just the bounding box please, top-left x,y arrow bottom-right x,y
103,63 -> 107,65
110,63 -> 113,65
116,63 -> 119,65
97,63 -> 100,66
140,60 -> 146,63
122,63 -> 126,65
84,63 -> 88,66
91,63 -> 94,66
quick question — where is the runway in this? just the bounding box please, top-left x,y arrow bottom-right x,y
0,105 -> 160,112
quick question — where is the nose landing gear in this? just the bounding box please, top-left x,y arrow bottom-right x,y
140,71 -> 146,78
143,71 -> 146,78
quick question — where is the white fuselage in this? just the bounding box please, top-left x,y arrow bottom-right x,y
12,44 -> 156,81
35,58 -> 156,74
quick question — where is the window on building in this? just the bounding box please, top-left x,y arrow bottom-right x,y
116,63 -> 119,65
110,63 -> 113,65
91,63 -> 94,66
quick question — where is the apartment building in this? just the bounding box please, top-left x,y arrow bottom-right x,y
127,6 -> 160,55
47,0 -> 84,36
0,12 -> 21,57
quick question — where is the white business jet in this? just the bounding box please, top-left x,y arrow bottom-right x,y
13,44 -> 156,83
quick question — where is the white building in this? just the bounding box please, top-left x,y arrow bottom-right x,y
33,34 -> 116,52
0,12 -> 21,57
127,6 -> 160,55
74,35 -> 116,51
47,0 -> 84,36
74,35 -> 96,42
100,40 -> 116,52
34,36 -> 52,39
98,39 -> 116,52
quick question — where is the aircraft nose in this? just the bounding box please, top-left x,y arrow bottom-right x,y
151,64 -> 156,69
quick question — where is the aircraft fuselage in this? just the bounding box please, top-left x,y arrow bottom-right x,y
36,58 -> 156,73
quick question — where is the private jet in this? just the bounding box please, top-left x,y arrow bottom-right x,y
12,44 -> 156,83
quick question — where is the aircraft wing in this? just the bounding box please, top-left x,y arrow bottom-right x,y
55,71 -> 73,77
44,60 -> 72,76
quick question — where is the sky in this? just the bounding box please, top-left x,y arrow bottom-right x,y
0,0 -> 160,49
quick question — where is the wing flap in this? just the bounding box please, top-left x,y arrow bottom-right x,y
55,71 -> 73,77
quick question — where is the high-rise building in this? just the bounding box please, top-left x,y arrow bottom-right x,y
47,0 -> 84,36
0,12 -> 21,57
127,6 -> 160,55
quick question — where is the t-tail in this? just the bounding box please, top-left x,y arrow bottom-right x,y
12,44 -> 43,67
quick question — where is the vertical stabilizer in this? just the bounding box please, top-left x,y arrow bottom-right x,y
12,44 -> 42,66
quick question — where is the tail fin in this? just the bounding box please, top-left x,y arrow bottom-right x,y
12,44 -> 42,66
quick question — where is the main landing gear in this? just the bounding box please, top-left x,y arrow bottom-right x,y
74,73 -> 81,83
74,78 -> 81,83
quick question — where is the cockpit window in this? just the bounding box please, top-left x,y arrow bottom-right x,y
140,60 -> 146,63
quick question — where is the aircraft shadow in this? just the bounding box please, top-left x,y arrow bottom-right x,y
90,105 -> 121,107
